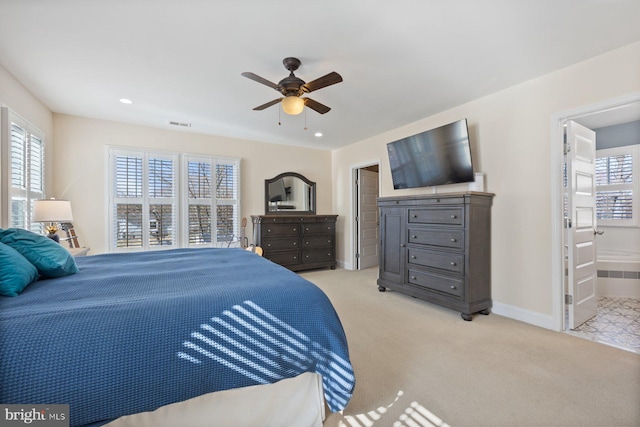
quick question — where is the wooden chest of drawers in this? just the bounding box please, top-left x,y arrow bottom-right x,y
251,215 -> 337,272
377,193 -> 494,321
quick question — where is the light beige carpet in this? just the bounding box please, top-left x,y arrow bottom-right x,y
299,268 -> 640,427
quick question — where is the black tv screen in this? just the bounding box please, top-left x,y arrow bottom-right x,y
387,118 -> 473,189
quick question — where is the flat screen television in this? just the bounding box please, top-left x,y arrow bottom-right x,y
387,118 -> 474,189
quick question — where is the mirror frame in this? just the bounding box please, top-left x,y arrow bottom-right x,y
264,172 -> 316,215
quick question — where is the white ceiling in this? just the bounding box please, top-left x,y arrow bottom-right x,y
1,0 -> 640,150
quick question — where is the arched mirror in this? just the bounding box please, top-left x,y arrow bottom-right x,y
265,172 -> 316,214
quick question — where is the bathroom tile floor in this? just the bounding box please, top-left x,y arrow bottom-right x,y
568,297 -> 640,354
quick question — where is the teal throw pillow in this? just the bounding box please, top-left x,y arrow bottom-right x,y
0,228 -> 79,278
0,242 -> 39,296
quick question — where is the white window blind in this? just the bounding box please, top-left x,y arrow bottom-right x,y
110,149 -> 178,251
595,145 -> 639,227
184,156 -> 240,248
108,147 -> 240,252
1,108 -> 45,232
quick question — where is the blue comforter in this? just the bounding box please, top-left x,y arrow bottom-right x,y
0,248 -> 355,426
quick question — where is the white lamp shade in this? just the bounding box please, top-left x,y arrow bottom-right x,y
281,96 -> 305,115
32,199 -> 74,222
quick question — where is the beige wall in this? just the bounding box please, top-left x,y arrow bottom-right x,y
0,64 -> 54,227
52,114 -> 332,254
332,41 -> 640,320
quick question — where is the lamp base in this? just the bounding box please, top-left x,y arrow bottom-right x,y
45,232 -> 60,243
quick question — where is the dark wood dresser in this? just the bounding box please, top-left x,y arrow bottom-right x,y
377,192 -> 494,320
251,215 -> 337,271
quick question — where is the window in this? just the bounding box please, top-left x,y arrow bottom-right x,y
184,156 -> 240,247
1,108 -> 45,232
595,145 -> 639,227
108,147 -> 240,252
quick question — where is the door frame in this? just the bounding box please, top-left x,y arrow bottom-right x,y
350,159 -> 381,271
550,91 -> 640,331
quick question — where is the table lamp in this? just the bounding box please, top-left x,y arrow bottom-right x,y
32,198 -> 74,243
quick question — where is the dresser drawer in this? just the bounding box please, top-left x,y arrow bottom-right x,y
303,249 -> 334,263
262,216 -> 301,224
262,237 -> 299,251
266,251 -> 300,266
302,222 -> 335,234
408,208 -> 464,226
303,235 -> 334,248
408,268 -> 464,298
408,228 -> 464,250
305,216 -> 336,223
407,248 -> 464,274
261,223 -> 300,236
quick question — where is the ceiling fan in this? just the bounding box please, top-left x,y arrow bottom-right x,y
242,57 -> 343,115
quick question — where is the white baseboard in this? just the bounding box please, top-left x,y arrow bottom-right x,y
337,259 -> 353,270
491,301 -> 556,330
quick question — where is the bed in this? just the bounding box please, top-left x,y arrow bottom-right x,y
0,247 -> 355,426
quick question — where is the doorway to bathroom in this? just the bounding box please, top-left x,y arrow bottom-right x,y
551,93 -> 640,353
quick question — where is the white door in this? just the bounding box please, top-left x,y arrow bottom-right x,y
565,120 -> 598,329
357,169 -> 379,269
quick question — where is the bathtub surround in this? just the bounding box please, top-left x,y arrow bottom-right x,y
597,251 -> 640,298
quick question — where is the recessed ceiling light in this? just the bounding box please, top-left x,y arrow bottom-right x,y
119,98 -> 133,104
314,132 -> 323,138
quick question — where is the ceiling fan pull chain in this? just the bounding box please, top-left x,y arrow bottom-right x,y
304,108 -> 308,131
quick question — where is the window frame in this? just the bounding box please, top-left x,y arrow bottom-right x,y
595,144 -> 639,227
0,107 -> 45,232
107,146 -> 241,252
182,155 -> 241,248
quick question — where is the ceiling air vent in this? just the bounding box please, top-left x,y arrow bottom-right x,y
169,121 -> 192,128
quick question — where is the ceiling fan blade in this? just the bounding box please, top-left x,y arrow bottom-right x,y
253,98 -> 282,111
241,72 -> 279,89
304,98 -> 331,114
302,72 -> 343,93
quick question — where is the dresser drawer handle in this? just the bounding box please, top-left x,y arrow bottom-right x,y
292,228 -> 297,231
412,214 -> 417,218
412,235 -> 417,239
411,255 -> 416,259
267,243 -> 271,247
305,241 -> 309,245
451,215 -> 457,219
327,240 -> 331,243
450,238 -> 457,242
267,229 -> 271,232
450,285 -> 456,290
450,261 -> 456,266
293,242 -> 297,246
411,276 -> 416,280
305,227 -> 309,231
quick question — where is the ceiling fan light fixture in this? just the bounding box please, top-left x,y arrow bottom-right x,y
281,95 -> 305,115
